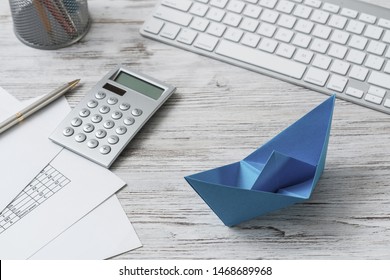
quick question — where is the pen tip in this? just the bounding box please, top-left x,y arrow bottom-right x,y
69,79 -> 81,89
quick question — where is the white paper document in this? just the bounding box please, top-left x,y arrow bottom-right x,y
0,89 -> 67,212
30,195 -> 142,259
0,88 -> 141,259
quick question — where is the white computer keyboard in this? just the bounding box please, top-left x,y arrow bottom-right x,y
140,0 -> 390,114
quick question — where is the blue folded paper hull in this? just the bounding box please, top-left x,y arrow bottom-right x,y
185,96 -> 335,226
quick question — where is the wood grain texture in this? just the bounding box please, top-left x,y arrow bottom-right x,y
1,0 -> 390,259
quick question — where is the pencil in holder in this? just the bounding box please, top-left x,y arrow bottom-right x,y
8,0 -> 91,49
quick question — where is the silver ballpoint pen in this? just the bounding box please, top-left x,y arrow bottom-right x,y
0,79 -> 80,134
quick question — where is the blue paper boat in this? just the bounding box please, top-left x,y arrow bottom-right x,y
185,96 -> 335,226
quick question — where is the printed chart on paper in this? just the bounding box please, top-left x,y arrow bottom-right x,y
0,164 -> 71,234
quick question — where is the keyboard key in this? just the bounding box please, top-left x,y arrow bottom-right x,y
328,15 -> 347,29
367,41 -> 386,56
295,19 -> 314,34
346,20 -> 365,35
365,94 -> 383,105
349,65 -> 369,81
161,0 -> 192,12
311,10 -> 330,25
304,0 -> 321,8
278,14 -> 296,28
275,28 -> 294,42
328,44 -> 348,59
346,87 -> 364,98
190,3 -> 209,16
276,43 -> 296,58
227,0 -> 246,13
346,49 -> 366,65
260,9 -> 280,23
258,37 -> 279,52
206,7 -> 226,22
243,4 -> 262,18
207,22 -> 226,37
330,30 -> 349,45
292,33 -> 311,48
304,67 -> 329,86
359,13 -> 376,24
365,55 -> 384,70
276,0 -> 295,14
384,62 -> 390,74
177,29 -> 198,44
382,30 -> 390,43
154,6 -> 193,26
322,3 -> 340,14
257,22 -> 276,37
160,23 -> 181,39
216,40 -> 306,79
311,25 -> 331,39
190,17 -> 209,31
368,86 -> 386,98
327,75 -> 348,92
330,60 -> 350,75
241,33 -> 261,47
210,0 -> 228,8
364,25 -> 383,40
348,35 -> 368,50
312,54 -> 332,69
378,18 -> 390,29
239,17 -> 259,31
194,33 -> 219,51
294,49 -> 314,64
143,18 -> 164,34
310,38 -> 329,53
384,99 -> 390,108
259,0 -> 277,9
224,27 -> 243,42
293,5 -> 312,19
368,71 -> 390,89
340,8 -> 358,19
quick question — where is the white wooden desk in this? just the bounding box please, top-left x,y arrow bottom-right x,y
1,0 -> 390,259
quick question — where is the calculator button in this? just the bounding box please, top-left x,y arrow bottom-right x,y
75,133 -> 86,143
107,135 -> 119,145
83,123 -> 95,133
112,111 -> 123,120
71,117 -> 82,127
63,127 -> 74,136
103,120 -> 115,129
124,117 -> 135,125
100,145 -> 111,155
87,139 -> 99,149
131,108 -> 143,116
91,114 -> 103,123
79,108 -> 90,118
107,97 -> 118,105
87,100 -> 98,108
95,129 -> 107,139
116,126 -> 127,135
119,103 -> 130,111
99,106 -> 110,114
95,91 -> 106,99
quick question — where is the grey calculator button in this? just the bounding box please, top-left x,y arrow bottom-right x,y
132,108 -> 143,116
95,129 -> 107,139
107,135 -> 119,145
63,127 -> 74,136
103,120 -> 115,129
99,105 -> 110,114
124,116 -> 135,125
87,139 -> 99,148
100,145 -> 111,155
112,111 -> 123,120
71,117 -> 82,127
83,123 -> 95,133
116,126 -> 127,135
79,108 -> 90,118
95,91 -> 106,99
87,100 -> 98,108
91,114 -> 103,123
75,133 -> 86,143
107,97 -> 118,105
119,103 -> 130,111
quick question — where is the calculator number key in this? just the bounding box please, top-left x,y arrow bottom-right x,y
99,106 -> 110,114
95,129 -> 107,139
104,120 -> 115,129
112,111 -> 123,120
91,114 -> 103,123
79,108 -> 90,118
71,117 -> 82,127
63,127 -> 74,136
83,123 -> 95,133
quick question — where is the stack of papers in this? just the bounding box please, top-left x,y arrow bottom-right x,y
0,87 -> 142,259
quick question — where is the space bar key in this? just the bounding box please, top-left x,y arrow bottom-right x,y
215,40 -> 306,80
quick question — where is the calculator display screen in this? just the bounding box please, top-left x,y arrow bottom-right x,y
114,71 -> 164,100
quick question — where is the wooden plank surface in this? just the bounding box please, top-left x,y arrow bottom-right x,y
1,0 -> 390,259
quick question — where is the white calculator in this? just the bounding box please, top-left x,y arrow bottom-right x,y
49,65 -> 176,168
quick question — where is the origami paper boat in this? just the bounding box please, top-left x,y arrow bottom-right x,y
185,96 -> 335,226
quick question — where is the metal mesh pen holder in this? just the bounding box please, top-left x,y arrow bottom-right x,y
9,0 -> 90,49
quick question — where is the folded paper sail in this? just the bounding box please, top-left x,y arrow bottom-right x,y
185,96 -> 335,226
